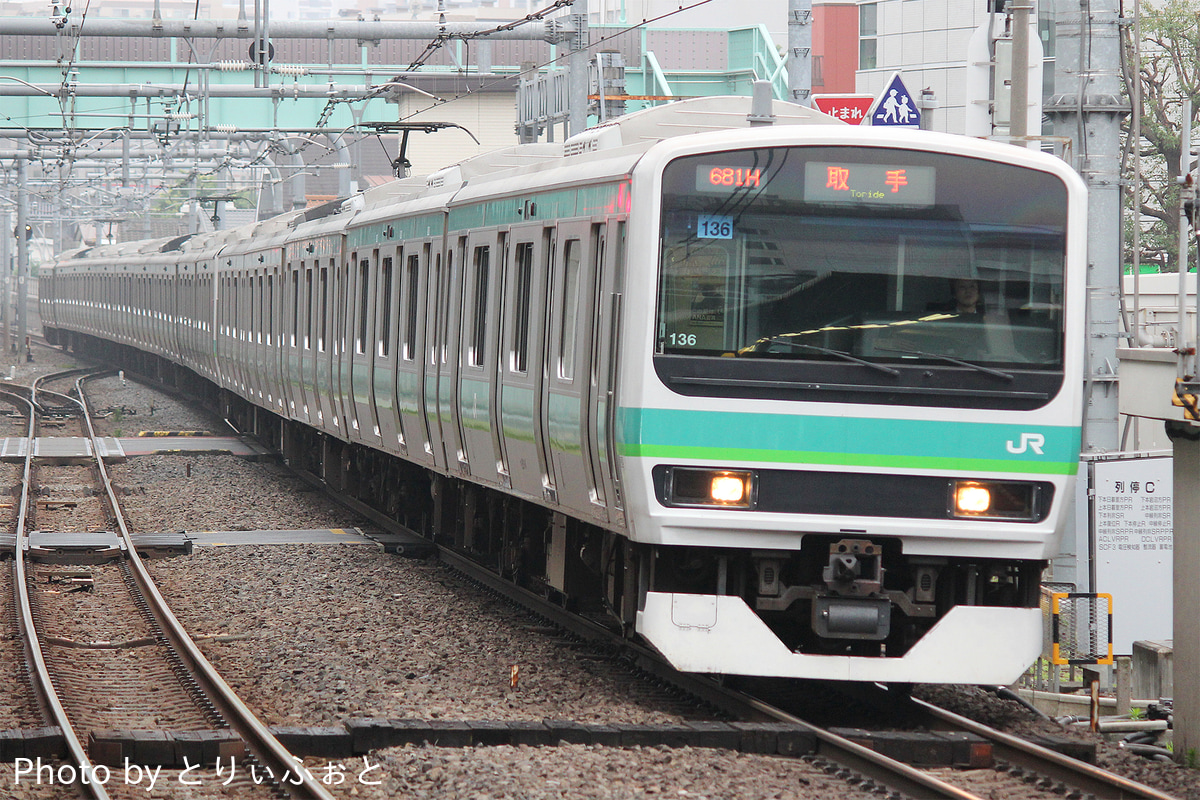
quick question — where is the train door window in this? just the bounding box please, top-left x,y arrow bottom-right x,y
440,245 -> 458,365
591,228 -> 607,387
436,250 -> 446,367
250,274 -> 257,343
510,242 -> 534,374
338,260 -> 350,357
557,238 -> 581,380
379,255 -> 393,358
304,267 -> 314,350
403,251 -> 420,361
257,275 -> 265,343
291,269 -> 300,347
266,273 -> 274,346
468,245 -> 490,367
357,256 -> 371,355
318,266 -> 329,352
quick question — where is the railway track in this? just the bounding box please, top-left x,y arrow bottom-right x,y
18,355 -> 1186,799
6,371 -> 336,800
432,541 -> 1180,800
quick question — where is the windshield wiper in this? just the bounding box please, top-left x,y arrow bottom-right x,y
877,346 -> 1014,381
763,339 -> 900,377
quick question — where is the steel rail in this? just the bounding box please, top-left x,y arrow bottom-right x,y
434,546 -> 985,800
62,375 -> 336,800
4,383 -> 113,800
911,695 -> 1180,800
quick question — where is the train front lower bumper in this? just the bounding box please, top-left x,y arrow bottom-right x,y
638,591 -> 1042,684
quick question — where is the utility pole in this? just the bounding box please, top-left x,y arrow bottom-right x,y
15,156 -> 28,365
568,0 -> 589,137
0,208 -> 9,360
1008,0 -> 1032,139
1048,0 -> 1125,455
788,0 -> 813,105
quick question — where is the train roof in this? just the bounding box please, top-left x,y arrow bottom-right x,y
560,95 -> 841,158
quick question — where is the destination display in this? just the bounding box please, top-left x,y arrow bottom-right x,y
804,162 -> 936,206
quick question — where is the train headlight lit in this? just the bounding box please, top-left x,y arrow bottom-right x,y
666,468 -> 756,509
951,480 -> 1040,520
954,483 -> 992,515
710,473 -> 750,504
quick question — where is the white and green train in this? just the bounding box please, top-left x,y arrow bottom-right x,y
40,95 -> 1086,684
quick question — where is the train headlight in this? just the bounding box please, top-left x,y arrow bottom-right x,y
951,480 -> 1040,520
710,473 -> 749,504
666,468 -> 756,509
954,483 -> 992,515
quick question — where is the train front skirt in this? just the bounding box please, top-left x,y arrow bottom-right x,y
638,592 -> 1042,684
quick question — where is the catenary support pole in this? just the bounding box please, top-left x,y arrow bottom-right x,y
15,156 -> 28,363
787,0 -> 812,106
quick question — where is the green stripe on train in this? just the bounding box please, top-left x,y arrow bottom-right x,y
617,408 -> 1080,475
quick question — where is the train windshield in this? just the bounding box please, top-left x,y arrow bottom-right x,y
655,146 -> 1069,405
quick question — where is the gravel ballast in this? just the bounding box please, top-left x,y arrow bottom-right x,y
61,368 -> 1200,799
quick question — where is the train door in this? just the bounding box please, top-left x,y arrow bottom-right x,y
422,249 -> 446,470
590,220 -> 626,526
249,268 -> 264,402
373,249 -> 401,455
457,231 -> 502,485
348,250 -> 380,444
544,222 -> 608,522
315,258 -> 337,433
282,264 -> 300,422
436,237 -> 467,474
334,255 -> 354,438
499,229 -> 555,503
270,265 -> 286,415
398,243 -> 436,468
299,263 -> 316,424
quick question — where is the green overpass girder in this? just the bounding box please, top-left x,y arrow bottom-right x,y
2,23 -> 788,132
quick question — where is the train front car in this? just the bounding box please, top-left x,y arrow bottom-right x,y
622,127 -> 1086,684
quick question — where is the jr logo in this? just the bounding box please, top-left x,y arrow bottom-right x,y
1006,433 -> 1045,455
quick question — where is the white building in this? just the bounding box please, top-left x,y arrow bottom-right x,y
855,0 -> 1054,135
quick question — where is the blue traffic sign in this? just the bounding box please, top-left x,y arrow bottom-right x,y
869,73 -> 921,128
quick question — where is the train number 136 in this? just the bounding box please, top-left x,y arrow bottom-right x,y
697,214 -> 734,239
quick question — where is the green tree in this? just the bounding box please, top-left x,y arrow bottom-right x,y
1122,0 -> 1200,271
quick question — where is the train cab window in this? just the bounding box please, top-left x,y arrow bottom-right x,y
379,256 -> 393,358
403,252 -> 420,362
654,146 -> 1071,409
558,239 -> 581,380
468,246 -> 490,367
510,242 -> 535,374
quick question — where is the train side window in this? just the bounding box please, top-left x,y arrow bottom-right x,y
469,246 -> 490,368
403,252 -> 420,361
511,242 -> 534,374
558,238 -> 581,380
379,255 -> 393,358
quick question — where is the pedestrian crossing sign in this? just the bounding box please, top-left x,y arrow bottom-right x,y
868,73 -> 921,128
